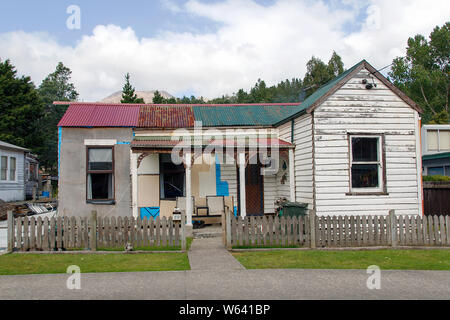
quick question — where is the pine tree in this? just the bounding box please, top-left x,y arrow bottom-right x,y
37,62 -> 79,173
121,73 -> 144,104
152,90 -> 165,104
0,59 -> 44,151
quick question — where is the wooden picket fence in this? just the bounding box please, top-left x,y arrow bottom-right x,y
7,211 -> 186,252
226,210 -> 450,248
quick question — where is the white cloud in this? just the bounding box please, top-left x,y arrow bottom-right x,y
0,0 -> 448,101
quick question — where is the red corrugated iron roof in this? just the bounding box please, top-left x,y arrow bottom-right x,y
138,106 -> 195,128
57,103 -> 140,127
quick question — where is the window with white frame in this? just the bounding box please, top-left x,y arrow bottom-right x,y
427,129 -> 450,152
0,156 -> 7,181
349,135 -> 384,192
9,157 -> 16,181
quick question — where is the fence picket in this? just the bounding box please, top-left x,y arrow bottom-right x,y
446,216 -> 450,246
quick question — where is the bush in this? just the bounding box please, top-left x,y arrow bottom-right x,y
423,175 -> 450,182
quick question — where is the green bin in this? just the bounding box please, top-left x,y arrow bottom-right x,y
278,202 -> 308,218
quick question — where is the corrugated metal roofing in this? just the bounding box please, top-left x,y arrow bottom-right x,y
57,103 -> 140,127
422,152 -> 450,161
138,106 -> 195,128
0,140 -> 29,152
192,105 -> 300,127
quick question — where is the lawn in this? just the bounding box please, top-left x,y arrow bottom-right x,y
232,249 -> 450,270
0,252 -> 190,275
97,237 -> 193,252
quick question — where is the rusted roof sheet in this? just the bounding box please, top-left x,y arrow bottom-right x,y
57,103 -> 139,127
138,106 -> 195,128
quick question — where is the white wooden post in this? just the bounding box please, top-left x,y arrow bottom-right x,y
289,148 -> 296,202
130,151 -> 138,219
185,152 -> 193,227
309,209 -> 316,248
238,152 -> 246,217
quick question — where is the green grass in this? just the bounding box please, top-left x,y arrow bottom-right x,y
0,252 -> 190,275
232,249 -> 450,270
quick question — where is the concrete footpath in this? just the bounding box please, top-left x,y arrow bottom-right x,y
188,236 -> 245,271
0,269 -> 449,300
0,230 -> 449,300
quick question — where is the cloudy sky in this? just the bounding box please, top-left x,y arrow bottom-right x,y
0,0 -> 448,101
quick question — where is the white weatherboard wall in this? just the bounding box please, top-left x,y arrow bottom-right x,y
312,68 -> 420,216
292,114 -> 314,209
0,148 -> 25,202
277,122 -> 293,200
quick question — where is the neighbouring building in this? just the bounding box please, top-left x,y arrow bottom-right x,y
421,124 -> 450,176
56,60 -> 424,223
0,140 -> 31,202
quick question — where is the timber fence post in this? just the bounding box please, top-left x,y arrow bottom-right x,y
309,209 -> 316,249
7,210 -> 14,252
90,210 -> 97,251
389,209 -> 397,247
181,211 -> 186,251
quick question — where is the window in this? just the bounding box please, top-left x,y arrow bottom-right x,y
86,147 -> 114,202
349,135 -> 384,192
9,157 -> 16,181
428,166 -> 444,176
1,156 -> 7,181
427,129 -> 450,152
159,154 -> 185,199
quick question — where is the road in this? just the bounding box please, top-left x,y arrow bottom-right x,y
0,269 -> 449,300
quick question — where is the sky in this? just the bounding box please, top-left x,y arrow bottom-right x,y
0,0 -> 448,101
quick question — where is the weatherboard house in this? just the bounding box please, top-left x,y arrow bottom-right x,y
56,60 -> 424,225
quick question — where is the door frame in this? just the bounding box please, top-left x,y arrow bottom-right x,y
236,161 -> 264,216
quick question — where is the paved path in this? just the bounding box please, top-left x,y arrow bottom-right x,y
188,236 -> 245,271
0,269 -> 449,300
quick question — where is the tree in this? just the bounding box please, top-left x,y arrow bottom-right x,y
389,22 -> 449,123
121,73 -> 144,104
0,59 -> 44,150
37,62 -> 79,173
303,52 -> 345,98
152,90 -> 164,104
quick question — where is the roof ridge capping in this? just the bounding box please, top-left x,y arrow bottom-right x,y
274,59 -> 423,126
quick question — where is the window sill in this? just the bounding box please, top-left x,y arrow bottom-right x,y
87,200 -> 116,205
346,192 -> 389,196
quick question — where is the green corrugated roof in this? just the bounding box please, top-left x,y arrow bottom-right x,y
193,105 -> 301,127
423,152 -> 450,161
273,60 -> 366,125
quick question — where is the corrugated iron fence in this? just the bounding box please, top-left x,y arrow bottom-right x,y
226,210 -> 450,248
423,181 -> 450,216
7,211 -> 186,252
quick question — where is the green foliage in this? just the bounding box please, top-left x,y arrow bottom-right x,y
423,175 -> 450,182
0,59 -> 44,151
37,62 -> 79,173
152,90 -> 164,104
152,52 -> 342,104
121,73 -> 145,104
389,22 -> 449,124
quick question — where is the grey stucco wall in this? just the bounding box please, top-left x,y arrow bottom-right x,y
58,128 -> 133,217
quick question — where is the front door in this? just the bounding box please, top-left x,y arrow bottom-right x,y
245,163 -> 264,216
